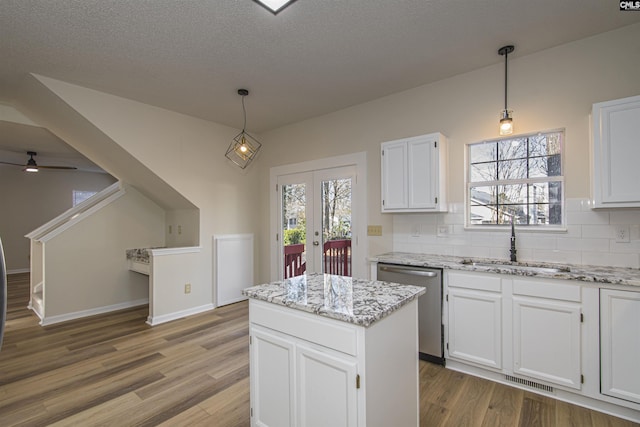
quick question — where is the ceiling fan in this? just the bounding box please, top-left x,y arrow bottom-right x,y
0,151 -> 78,172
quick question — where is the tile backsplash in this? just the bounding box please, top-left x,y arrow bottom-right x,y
392,198 -> 640,269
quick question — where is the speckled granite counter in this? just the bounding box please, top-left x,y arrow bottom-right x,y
242,273 -> 425,327
372,252 -> 640,288
126,248 -> 153,263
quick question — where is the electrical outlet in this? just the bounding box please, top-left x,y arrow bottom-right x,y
367,225 -> 383,236
411,224 -> 421,237
178,225 -> 182,235
168,225 -> 172,234
614,225 -> 630,243
184,283 -> 191,294
437,225 -> 450,237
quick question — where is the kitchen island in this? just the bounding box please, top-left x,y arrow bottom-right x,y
242,273 -> 425,427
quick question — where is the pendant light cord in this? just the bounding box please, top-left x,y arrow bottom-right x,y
241,94 -> 247,132
504,49 -> 508,111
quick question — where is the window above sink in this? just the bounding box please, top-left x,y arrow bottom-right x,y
466,129 -> 565,229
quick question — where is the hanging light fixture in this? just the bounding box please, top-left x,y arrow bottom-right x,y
225,89 -> 262,169
498,45 -> 515,136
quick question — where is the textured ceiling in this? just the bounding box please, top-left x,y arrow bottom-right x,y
1,0 -> 639,143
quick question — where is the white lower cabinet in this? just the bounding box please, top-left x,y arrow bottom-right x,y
446,272 -> 582,389
600,289 -> 640,404
296,343 -> 358,427
251,327 -> 296,427
249,298 -> 420,427
512,295 -> 581,389
447,286 -> 502,369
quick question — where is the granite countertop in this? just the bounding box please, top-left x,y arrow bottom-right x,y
372,252 -> 640,288
125,247 -> 166,263
242,273 -> 425,327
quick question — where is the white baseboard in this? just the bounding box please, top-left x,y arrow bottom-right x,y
7,268 -> 30,274
446,359 -> 640,423
39,299 -> 149,326
146,303 -> 215,326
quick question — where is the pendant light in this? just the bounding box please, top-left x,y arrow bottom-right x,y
498,45 -> 515,136
225,89 -> 262,169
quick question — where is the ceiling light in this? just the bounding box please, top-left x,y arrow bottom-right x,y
253,0 -> 297,14
225,89 -> 262,169
24,152 -> 39,172
498,45 -> 515,136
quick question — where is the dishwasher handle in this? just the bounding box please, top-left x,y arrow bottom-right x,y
379,265 -> 438,277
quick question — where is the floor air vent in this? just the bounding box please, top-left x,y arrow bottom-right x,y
505,375 -> 554,392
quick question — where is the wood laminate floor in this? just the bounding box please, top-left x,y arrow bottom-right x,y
0,273 -> 638,426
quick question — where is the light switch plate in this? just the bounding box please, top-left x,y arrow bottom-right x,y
367,225 -> 382,236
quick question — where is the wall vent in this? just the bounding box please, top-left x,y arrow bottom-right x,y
505,375 -> 554,393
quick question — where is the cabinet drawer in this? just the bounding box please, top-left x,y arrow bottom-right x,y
448,271 -> 501,292
513,279 -> 581,302
250,300 -> 358,356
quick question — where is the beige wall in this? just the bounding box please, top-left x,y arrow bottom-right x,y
25,78 -> 262,311
258,24 -> 640,276
44,185 -> 165,318
0,166 -> 116,271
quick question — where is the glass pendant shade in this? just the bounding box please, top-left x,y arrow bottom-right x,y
226,131 -> 262,169
499,110 -> 514,135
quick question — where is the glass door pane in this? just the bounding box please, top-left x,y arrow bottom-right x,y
281,181 -> 308,279
317,172 -> 353,277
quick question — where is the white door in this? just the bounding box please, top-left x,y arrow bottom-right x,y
278,166 -> 356,279
601,289 -> 640,403
512,296 -> 581,389
250,327 -> 296,427
296,343 -> 358,427
447,287 -> 503,369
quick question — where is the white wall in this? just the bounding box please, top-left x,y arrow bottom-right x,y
43,185 -> 165,318
22,78 -> 263,314
259,23 -> 640,273
0,166 -> 116,271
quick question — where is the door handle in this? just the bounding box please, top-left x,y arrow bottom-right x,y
313,241 -> 320,246
380,266 -> 437,277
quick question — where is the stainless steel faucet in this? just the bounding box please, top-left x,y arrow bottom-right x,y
510,220 -> 517,262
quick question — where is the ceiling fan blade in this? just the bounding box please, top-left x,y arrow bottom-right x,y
0,160 -> 26,167
38,165 -> 78,170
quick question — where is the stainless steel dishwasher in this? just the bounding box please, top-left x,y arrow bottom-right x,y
377,263 -> 444,365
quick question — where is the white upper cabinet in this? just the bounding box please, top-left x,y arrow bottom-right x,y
592,94 -> 640,208
381,132 -> 448,212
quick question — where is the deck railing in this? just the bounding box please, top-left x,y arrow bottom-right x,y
283,239 -> 351,279
284,243 -> 306,278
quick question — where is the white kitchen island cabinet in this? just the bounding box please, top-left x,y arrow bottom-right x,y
243,273 -> 425,427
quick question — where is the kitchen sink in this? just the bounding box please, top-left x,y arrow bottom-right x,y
460,260 -> 570,274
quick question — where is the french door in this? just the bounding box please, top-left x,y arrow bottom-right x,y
278,166 -> 355,279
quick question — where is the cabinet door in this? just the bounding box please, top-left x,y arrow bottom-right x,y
593,95 -> 640,207
381,140 -> 408,210
512,296 -> 581,389
448,287 -> 502,369
600,289 -> 640,404
408,137 -> 437,209
296,343 -> 358,427
251,327 -> 296,427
